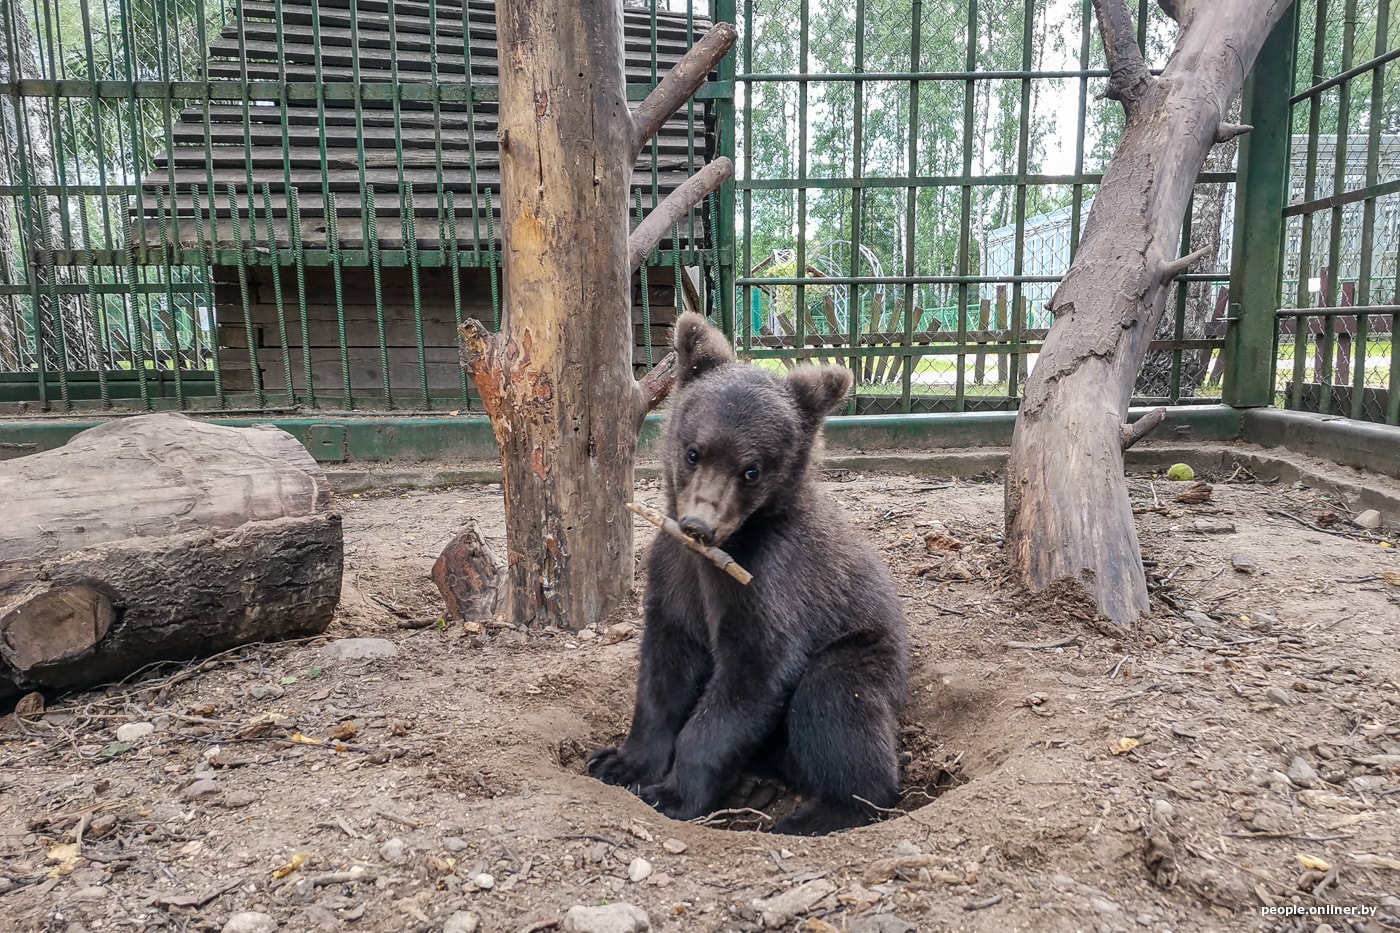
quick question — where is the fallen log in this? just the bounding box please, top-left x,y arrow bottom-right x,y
0,413 -> 342,698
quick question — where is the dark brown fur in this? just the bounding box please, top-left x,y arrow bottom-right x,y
589,314 -> 910,835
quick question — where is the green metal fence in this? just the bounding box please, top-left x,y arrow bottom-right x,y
1271,0 -> 1399,426
0,0 -> 725,412
732,0 -> 1238,414
1,0 -> 1398,424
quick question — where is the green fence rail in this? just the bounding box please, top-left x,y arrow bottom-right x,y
0,0 -> 724,412
1,0 -> 1397,424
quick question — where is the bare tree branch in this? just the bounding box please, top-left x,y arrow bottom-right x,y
1157,245 -> 1210,284
636,350 -> 679,426
1120,407 -> 1167,451
1093,0 -> 1155,116
628,157 -> 734,273
1214,122 -> 1253,144
631,23 -> 738,158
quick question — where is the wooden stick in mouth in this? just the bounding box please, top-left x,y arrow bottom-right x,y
625,502 -> 754,585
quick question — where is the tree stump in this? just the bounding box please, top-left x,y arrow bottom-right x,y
0,413 -> 342,698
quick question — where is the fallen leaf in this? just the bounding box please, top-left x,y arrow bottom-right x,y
1382,571 -> 1400,586
14,692 -> 44,719
273,852 -> 307,879
100,742 -> 132,758
46,842 -> 83,878
1297,854 -> 1331,872
924,532 -> 964,552
1110,737 -> 1140,756
290,733 -> 323,745
802,921 -> 842,933
329,721 -> 357,741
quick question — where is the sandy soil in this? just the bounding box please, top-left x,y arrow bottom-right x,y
2,457 -> 1399,933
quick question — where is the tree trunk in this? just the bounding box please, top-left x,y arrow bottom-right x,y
1004,0 -> 1293,626
0,414 -> 341,696
459,2 -> 734,630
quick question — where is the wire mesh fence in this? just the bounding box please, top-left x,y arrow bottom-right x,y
0,0 -> 722,412
1,0 -> 1396,424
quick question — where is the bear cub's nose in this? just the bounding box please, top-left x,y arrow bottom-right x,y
678,516 -> 715,545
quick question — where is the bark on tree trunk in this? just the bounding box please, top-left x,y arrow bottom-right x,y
0,413 -> 342,697
1004,0 -> 1293,626
459,2 -> 734,630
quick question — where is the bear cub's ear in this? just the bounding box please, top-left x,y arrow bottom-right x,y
788,365 -> 853,426
674,312 -> 735,385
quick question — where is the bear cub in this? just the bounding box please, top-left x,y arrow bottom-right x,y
588,313 -> 910,836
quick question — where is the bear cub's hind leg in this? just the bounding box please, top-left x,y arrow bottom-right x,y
773,632 -> 904,836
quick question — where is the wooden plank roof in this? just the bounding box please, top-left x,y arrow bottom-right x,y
136,0 -> 715,255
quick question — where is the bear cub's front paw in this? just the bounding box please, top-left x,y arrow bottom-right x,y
586,746 -> 658,790
638,780 -> 706,822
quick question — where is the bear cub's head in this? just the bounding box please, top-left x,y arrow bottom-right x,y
663,312 -> 852,547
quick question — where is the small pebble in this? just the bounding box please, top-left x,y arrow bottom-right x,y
627,857 -> 653,883
661,838 -> 687,854
442,912 -> 480,933
1265,686 -> 1293,706
472,872 -> 495,890
221,913 -> 277,933
562,903 -> 650,933
220,790 -> 258,809
321,638 -> 399,662
378,838 -> 408,865
1229,552 -> 1257,574
602,622 -> 636,645
893,839 -> 921,857
577,629 -> 597,642
1287,756 -> 1319,788
444,836 -> 470,853
1352,509 -> 1382,530
184,779 -> 221,800
115,722 -> 154,744
1089,897 -> 1124,915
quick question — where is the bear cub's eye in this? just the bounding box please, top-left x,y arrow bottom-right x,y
743,466 -> 761,483
685,447 -> 700,465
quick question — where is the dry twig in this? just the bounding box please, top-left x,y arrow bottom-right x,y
627,502 -> 753,584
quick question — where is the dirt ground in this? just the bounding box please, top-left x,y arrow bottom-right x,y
3,452 -> 1400,933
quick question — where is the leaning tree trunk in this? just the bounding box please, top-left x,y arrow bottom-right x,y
459,2 -> 734,630
0,413 -> 342,697
1005,0 -> 1293,625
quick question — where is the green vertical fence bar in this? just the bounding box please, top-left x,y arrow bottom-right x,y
326,191 -> 353,408
263,185 -> 294,407
228,184 -> 263,409
155,187 -> 185,407
289,187 -> 314,408
714,0 -> 738,335
846,0 -> 866,410
1224,3 -> 1298,408
1352,0 -> 1386,421
192,185 -> 225,407
446,191 -> 471,411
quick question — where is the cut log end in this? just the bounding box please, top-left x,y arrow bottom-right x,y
1120,406 -> 1168,451
0,585 -> 114,672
